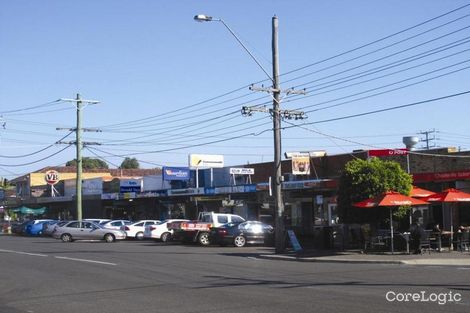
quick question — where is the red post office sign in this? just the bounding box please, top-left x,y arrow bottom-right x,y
368,149 -> 408,157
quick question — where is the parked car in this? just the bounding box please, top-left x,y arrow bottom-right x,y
121,220 -> 160,240
52,220 -> 126,243
100,220 -> 132,230
84,218 -> 111,224
144,219 -> 189,242
11,221 -> 30,235
209,221 -> 274,247
42,220 -> 67,236
25,219 -> 55,236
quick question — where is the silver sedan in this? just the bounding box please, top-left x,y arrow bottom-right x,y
52,220 -> 127,243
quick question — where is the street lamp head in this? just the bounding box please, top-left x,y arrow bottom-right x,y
194,14 -> 213,22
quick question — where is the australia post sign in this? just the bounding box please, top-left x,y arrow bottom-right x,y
368,149 -> 408,157
163,167 -> 190,181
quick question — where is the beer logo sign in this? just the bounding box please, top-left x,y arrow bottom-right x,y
44,170 -> 60,185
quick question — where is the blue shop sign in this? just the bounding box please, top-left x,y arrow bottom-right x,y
163,167 -> 191,181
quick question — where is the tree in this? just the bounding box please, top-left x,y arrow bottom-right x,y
120,157 -> 140,169
66,157 -> 109,169
337,157 -> 412,224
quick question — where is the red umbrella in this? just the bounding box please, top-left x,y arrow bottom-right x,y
410,186 -> 434,198
354,191 -> 428,253
423,188 -> 470,250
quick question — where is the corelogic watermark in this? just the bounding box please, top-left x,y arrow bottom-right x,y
386,291 -> 462,305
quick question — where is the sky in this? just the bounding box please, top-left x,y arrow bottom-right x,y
1,0 -> 470,179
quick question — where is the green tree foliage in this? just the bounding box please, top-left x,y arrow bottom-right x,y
337,158 -> 412,224
66,157 -> 109,169
120,157 -> 140,169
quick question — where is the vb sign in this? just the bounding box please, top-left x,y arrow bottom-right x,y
44,170 -> 60,185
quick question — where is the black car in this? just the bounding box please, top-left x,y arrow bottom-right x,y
209,221 -> 274,247
10,221 -> 31,235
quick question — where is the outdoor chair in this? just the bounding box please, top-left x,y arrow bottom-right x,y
419,230 -> 432,255
455,231 -> 469,252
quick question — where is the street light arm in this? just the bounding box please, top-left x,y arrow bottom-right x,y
218,19 -> 273,83
195,14 -> 273,83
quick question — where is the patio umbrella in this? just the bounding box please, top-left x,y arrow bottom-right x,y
423,188 -> 470,250
353,191 -> 428,253
408,186 -> 434,226
410,186 -> 434,198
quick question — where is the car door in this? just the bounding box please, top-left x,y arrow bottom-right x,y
80,222 -> 100,240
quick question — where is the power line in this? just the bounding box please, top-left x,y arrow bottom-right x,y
286,90 -> 470,127
0,99 -> 63,114
0,145 -> 72,167
0,131 -> 73,158
92,5 -> 470,131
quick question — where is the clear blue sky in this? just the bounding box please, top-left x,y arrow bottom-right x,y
1,0 -> 470,179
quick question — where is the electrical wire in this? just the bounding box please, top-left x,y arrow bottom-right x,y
0,145 -> 72,167
0,131 -> 73,158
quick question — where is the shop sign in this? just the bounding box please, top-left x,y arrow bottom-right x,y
292,155 -> 310,175
189,154 -> 224,168
44,170 -> 60,185
191,196 -> 225,202
413,170 -> 470,183
283,181 -> 306,190
205,187 -> 216,195
229,168 -> 254,175
368,149 -> 408,157
244,185 -> 257,193
215,186 -> 232,194
162,167 -> 190,181
167,188 -> 204,196
120,179 -> 142,193
256,183 -> 269,191
102,193 -> 119,200
122,192 -> 136,199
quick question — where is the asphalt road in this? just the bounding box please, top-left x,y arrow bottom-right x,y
0,235 -> 469,313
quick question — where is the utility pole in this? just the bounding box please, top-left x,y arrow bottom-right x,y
418,129 -> 437,150
242,16 -> 306,253
57,94 -> 100,222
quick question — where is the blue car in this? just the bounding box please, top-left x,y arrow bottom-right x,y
25,220 -> 55,236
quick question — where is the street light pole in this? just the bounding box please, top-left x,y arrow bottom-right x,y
195,14 -> 305,254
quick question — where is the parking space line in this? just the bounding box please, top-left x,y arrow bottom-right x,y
0,248 -> 48,257
54,256 -> 117,266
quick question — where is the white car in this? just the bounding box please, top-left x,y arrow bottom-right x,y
84,218 -> 111,224
100,220 -> 132,230
144,219 -> 189,242
121,220 -> 160,240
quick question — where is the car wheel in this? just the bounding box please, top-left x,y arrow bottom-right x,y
61,233 -> 72,243
104,233 -> 115,243
135,232 -> 144,240
234,235 -> 246,247
161,232 -> 171,242
198,232 -> 210,246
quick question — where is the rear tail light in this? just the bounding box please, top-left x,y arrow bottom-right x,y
124,226 -> 130,231
150,226 -> 156,231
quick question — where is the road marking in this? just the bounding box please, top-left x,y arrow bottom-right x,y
54,256 -> 117,266
247,257 -> 260,261
458,267 -> 470,270
0,248 -> 48,257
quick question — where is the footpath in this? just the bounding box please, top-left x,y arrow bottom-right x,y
258,249 -> 470,266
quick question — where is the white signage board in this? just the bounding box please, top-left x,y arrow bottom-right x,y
229,168 -> 254,175
189,154 -> 224,168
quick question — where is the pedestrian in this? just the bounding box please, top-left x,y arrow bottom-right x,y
410,221 -> 425,254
